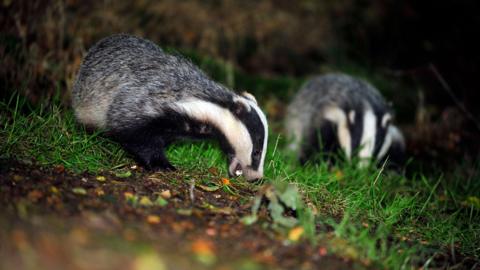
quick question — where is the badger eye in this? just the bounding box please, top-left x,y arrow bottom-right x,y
253,150 -> 261,157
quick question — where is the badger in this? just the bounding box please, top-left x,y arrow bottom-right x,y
72,34 -> 268,181
285,73 -> 405,167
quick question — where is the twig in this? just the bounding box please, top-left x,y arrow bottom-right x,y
189,178 -> 195,206
429,63 -> 480,131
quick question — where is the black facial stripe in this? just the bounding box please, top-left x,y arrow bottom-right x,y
349,109 -> 363,155
241,108 -> 265,170
373,120 -> 388,158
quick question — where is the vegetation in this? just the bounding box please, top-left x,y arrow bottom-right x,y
2,59 -> 479,268
1,1 -> 479,268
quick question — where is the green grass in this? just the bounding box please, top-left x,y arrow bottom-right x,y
1,94 -> 479,269
0,95 -> 128,172
1,53 -> 479,269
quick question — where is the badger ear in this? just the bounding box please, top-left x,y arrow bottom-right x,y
241,91 -> 257,104
233,97 -> 251,116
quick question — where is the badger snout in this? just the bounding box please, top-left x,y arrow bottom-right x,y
242,168 -> 263,181
228,167 -> 262,181
228,158 -> 263,181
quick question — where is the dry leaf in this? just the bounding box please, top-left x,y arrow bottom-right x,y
146,215 -> 161,224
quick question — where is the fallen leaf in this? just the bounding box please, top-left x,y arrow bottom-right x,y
95,188 -> 105,196
197,184 -> 220,192
177,208 -> 193,216
288,226 -> 304,242
171,221 -> 194,233
115,171 -> 132,178
206,205 -> 232,215
124,192 -> 138,205
146,215 -> 161,224
240,215 -> 258,225
221,178 -> 231,186
154,196 -> 168,207
191,239 -> 216,266
96,176 -> 106,182
139,196 -> 153,207
72,187 -> 87,195
124,192 -> 135,199
159,190 -> 171,199
50,186 -> 59,194
133,252 -> 166,270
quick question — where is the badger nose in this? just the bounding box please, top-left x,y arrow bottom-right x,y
244,170 -> 263,182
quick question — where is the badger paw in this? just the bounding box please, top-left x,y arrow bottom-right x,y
145,157 -> 176,172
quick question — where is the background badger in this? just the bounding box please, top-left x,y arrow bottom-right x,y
72,34 -> 268,181
285,73 -> 405,167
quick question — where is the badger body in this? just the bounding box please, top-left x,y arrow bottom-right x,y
72,34 -> 268,180
285,73 -> 405,167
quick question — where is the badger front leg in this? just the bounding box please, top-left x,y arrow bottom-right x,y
113,129 -> 176,172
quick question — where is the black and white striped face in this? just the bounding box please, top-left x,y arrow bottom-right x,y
324,106 -> 393,167
227,93 -> 268,181
173,92 -> 268,181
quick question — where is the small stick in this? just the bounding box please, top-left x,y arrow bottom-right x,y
189,178 -> 195,206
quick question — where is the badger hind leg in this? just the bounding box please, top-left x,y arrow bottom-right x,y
112,128 -> 176,172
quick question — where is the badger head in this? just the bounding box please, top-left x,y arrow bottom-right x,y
323,104 -> 401,167
174,92 -> 268,181
225,92 -> 268,181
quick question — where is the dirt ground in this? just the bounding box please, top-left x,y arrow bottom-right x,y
0,160 -> 364,270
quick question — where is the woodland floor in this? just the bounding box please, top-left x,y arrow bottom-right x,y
0,160 -> 365,270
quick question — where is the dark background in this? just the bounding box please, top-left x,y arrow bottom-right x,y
1,0 -> 479,171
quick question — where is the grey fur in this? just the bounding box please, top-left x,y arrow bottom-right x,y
72,34 -> 268,180
73,34 -> 234,131
285,73 -> 405,165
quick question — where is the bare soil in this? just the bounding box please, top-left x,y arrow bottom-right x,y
0,160 -> 363,270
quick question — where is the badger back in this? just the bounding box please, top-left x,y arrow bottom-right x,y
72,34 -> 169,129
72,34 -> 268,180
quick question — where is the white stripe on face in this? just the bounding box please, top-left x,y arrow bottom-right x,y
349,110 -> 356,124
174,99 -> 253,167
324,107 -> 351,159
381,113 -> 392,128
377,126 -> 393,161
358,109 -> 377,167
377,125 -> 405,161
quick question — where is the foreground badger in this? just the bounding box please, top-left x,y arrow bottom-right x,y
72,34 -> 268,181
285,73 -> 405,167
